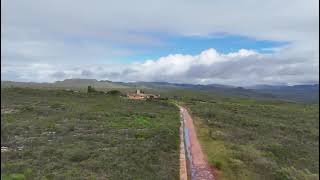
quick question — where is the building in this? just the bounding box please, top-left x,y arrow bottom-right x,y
127,89 -> 160,100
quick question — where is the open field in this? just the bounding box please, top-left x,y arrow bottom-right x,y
175,90 -> 319,180
1,87 -> 180,179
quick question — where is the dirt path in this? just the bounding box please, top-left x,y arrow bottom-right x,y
180,111 -> 188,180
179,106 -> 215,180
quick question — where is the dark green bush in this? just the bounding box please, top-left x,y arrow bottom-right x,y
87,86 -> 96,93
213,160 -> 223,170
106,90 -> 121,95
67,149 -> 90,162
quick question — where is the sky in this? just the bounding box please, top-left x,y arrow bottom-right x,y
1,0 -> 319,86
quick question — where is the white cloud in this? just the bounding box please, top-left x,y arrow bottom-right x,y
2,48 -> 318,86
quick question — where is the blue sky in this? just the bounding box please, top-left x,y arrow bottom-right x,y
117,34 -> 289,62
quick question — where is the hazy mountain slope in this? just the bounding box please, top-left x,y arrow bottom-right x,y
248,84 -> 319,103
1,79 -> 130,91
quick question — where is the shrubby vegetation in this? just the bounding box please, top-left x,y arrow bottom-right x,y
1,86 -> 318,180
106,90 -> 122,96
173,90 -> 319,180
1,87 -> 180,179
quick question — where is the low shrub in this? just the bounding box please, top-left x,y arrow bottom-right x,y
106,90 -> 122,96
213,160 -> 223,170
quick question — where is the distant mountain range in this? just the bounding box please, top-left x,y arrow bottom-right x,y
1,79 -> 128,89
1,79 -> 319,103
246,84 -> 319,103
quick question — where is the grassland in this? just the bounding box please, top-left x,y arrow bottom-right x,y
173,90 -> 319,180
1,87 -> 180,179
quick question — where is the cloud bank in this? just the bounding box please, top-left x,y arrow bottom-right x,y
2,47 -> 318,86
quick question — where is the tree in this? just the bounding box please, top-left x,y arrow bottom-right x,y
106,90 -> 121,96
87,86 -> 96,93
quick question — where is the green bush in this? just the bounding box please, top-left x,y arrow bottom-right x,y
49,103 -> 65,110
67,149 -> 90,162
213,160 -> 223,170
106,90 -> 121,95
87,86 -> 96,93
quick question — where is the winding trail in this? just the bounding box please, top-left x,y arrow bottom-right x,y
179,106 -> 215,180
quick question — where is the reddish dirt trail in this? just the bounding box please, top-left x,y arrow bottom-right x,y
180,113 -> 188,180
179,106 -> 215,180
